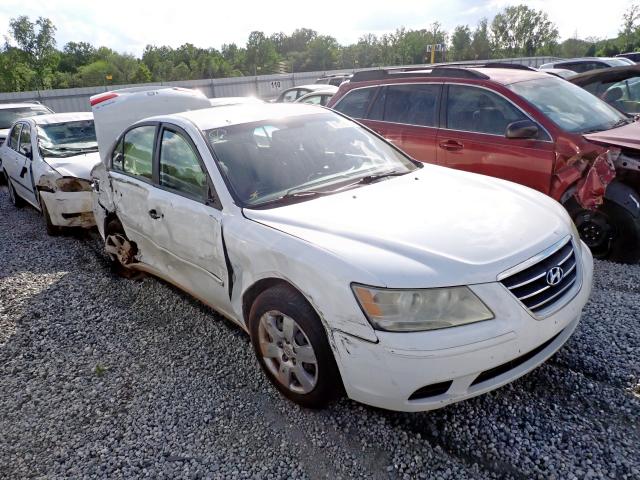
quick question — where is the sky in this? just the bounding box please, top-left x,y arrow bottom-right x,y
0,0 -> 633,57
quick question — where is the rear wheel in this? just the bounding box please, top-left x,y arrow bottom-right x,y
568,198 -> 640,263
104,219 -> 139,278
249,284 -> 343,409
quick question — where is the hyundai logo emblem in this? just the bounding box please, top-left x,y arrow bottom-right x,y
546,266 -> 564,286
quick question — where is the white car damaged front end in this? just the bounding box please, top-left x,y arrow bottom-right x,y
240,166 -> 593,411
38,153 -> 99,229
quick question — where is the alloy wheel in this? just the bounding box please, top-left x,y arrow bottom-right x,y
258,310 -> 319,394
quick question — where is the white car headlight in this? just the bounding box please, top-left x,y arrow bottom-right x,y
352,284 -> 494,332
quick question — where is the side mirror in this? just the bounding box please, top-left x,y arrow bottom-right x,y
506,120 -> 539,139
25,149 -> 33,160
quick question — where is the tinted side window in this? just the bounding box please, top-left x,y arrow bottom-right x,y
383,84 -> 439,127
9,124 -> 22,150
447,85 -> 527,135
123,125 -> 155,180
18,125 -> 32,156
333,87 -> 376,118
159,129 -> 207,200
281,90 -> 298,102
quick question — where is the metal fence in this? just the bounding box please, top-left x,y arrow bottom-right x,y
0,56 -> 559,113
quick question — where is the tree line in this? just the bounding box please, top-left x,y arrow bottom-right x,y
0,4 -> 639,93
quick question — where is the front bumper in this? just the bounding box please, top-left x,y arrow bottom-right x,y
40,191 -> 96,228
331,242 -> 593,412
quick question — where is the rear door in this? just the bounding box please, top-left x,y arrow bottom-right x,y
362,83 -> 442,164
109,123 -> 159,262
2,123 -> 22,180
145,123 -> 229,309
437,83 -> 555,194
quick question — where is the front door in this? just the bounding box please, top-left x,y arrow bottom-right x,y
12,123 -> 39,207
146,125 -> 229,309
438,84 -> 555,194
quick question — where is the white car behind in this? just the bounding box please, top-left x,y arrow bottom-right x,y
90,87 -> 593,412
0,112 -> 100,234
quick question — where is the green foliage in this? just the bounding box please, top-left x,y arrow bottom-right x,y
1,5 -> 640,93
491,5 -> 559,57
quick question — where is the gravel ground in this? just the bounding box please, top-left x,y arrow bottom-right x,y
0,186 -> 638,480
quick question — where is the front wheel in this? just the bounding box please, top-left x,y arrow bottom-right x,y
6,177 -> 24,208
249,284 -> 343,408
568,198 -> 640,263
41,198 -> 61,236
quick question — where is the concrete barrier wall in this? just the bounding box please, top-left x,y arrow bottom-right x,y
0,56 -> 559,113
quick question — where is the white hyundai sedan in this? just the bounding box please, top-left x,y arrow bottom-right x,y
90,87 -> 593,412
0,112 -> 99,235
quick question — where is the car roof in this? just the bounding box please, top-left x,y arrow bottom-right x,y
286,84 -> 331,91
28,112 -> 93,125
349,66 -> 549,86
0,102 -> 49,110
569,64 -> 640,86
151,103 -> 329,131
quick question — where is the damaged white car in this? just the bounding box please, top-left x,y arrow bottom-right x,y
91,87 -> 593,412
0,112 -> 99,235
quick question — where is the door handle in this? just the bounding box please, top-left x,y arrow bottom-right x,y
19,166 -> 28,178
148,209 -> 164,220
439,140 -> 464,151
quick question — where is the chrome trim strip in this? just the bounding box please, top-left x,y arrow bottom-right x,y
557,249 -> 573,266
518,284 -> 550,301
507,270 -> 546,290
529,277 -> 577,311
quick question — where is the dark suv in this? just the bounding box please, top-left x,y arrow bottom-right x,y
327,65 -> 640,262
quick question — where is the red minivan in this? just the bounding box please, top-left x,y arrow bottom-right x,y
327,66 -> 640,262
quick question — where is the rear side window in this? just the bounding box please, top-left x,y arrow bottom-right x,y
121,125 -> 155,180
18,125 -> 32,157
159,129 -> 207,201
370,84 -> 440,127
8,124 -> 22,150
333,87 -> 376,118
281,89 -> 299,102
446,85 -> 527,136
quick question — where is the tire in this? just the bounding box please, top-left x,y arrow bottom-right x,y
6,176 -> 24,208
248,284 -> 343,409
41,198 -> 61,236
567,197 -> 640,263
104,218 -> 140,278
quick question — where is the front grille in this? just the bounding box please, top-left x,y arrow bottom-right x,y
500,238 -> 578,315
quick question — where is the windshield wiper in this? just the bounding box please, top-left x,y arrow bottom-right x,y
355,170 -> 409,185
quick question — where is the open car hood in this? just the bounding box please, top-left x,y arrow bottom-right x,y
584,121 -> 640,151
44,151 -> 101,180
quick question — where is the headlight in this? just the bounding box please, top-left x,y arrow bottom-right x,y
352,284 -> 494,332
56,178 -> 92,192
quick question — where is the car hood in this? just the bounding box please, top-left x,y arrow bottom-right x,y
243,165 -> 572,288
584,121 -> 640,151
44,151 -> 101,180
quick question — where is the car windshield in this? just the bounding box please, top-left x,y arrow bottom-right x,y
0,106 -> 51,129
206,112 -> 417,208
508,77 -> 628,134
38,120 -> 98,158
587,77 -> 640,115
